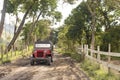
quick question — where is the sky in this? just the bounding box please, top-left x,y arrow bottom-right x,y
0,0 -> 82,29
52,0 -> 82,28
0,0 -> 3,10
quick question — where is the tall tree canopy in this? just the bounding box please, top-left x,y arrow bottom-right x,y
57,0 -> 120,53
5,0 -> 62,51
21,19 -> 51,44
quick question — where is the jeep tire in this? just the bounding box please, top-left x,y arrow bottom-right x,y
46,57 -> 51,66
30,59 -> 34,65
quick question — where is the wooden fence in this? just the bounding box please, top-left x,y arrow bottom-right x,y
77,44 -> 120,73
0,44 -> 32,64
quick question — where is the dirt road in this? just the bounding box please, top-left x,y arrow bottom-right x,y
0,53 -> 89,80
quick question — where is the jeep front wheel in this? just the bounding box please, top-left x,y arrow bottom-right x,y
30,60 -> 34,65
46,57 -> 51,66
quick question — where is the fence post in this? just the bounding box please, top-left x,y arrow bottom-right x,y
26,45 -> 28,56
22,44 -> 25,55
22,45 -> 23,54
11,46 -> 13,57
84,45 -> 86,54
14,45 -> 17,56
28,44 -> 30,51
1,46 -> 3,63
81,44 -> 84,52
0,46 -> 2,61
97,46 -> 100,61
26,44 -> 27,52
82,45 -> 87,60
22,45 -> 24,55
90,45 -> 93,57
108,44 -> 111,73
108,44 -> 111,63
12,45 -> 14,57
86,45 -> 88,56
6,49 -> 8,61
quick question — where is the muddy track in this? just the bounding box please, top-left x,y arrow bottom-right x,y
0,53 -> 89,80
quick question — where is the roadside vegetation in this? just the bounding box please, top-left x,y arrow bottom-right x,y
56,0 -> 120,79
56,46 -> 120,80
0,46 -> 33,64
0,0 -> 63,64
80,59 -> 120,80
0,0 -> 120,79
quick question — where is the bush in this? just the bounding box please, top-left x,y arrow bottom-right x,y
71,53 -> 81,62
63,52 -> 71,57
80,59 -> 120,80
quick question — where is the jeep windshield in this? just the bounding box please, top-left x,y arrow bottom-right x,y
35,44 -> 51,48
34,40 -> 53,49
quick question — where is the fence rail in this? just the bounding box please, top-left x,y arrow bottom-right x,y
77,44 -> 120,72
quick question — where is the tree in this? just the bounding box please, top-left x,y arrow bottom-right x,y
6,0 -> 60,51
85,0 -> 99,49
7,4 -> 33,51
35,20 -> 51,40
101,26 -> 120,52
60,0 -> 120,52
0,0 -> 7,38
97,0 -> 120,31
63,0 -> 76,4
6,0 -> 21,36
64,1 -> 93,45
21,19 -> 51,44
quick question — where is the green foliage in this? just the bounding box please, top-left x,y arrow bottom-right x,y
39,0 -> 57,17
63,1 -> 102,45
101,26 -> 120,52
81,59 -> 100,73
57,0 -> 120,53
6,0 -> 23,13
48,29 -> 59,44
56,48 -> 81,62
21,22 -> 33,44
81,59 -> 120,80
21,19 -> 51,43
52,11 -> 62,22
57,25 -> 69,48
64,0 -> 76,4
0,46 -> 33,64
70,53 -> 81,62
93,72 -> 119,80
35,19 -> 51,40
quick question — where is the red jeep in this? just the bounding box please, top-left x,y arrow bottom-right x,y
30,40 -> 53,65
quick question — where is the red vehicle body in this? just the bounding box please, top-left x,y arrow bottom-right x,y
30,40 -> 53,65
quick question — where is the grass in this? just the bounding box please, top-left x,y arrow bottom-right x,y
55,47 -> 120,79
80,59 -> 120,80
0,46 -> 33,64
55,47 -> 83,63
70,53 -> 81,62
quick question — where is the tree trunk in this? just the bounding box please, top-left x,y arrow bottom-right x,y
91,19 -> 95,50
0,0 -> 7,38
14,13 -> 18,36
86,0 -> 96,50
28,11 -> 43,43
29,11 -> 43,33
7,5 -> 32,51
102,11 -> 111,31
